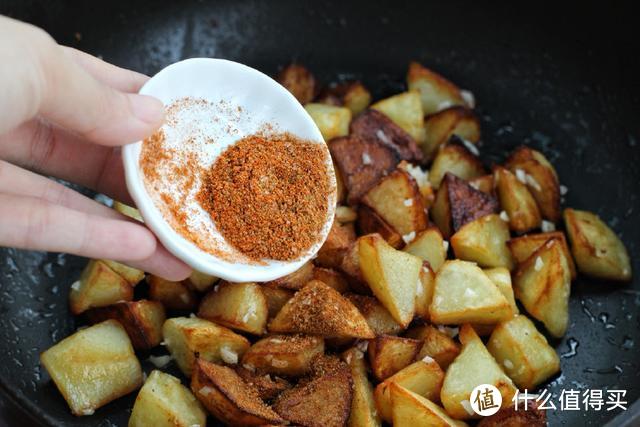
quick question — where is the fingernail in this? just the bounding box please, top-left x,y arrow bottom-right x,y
129,94 -> 165,126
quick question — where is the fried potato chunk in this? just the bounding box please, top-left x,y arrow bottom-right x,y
85,300 -> 165,350
69,260 -> 133,315
405,324 -> 461,370
343,347 -> 382,427
198,282 -> 269,335
371,91 -> 426,144
241,334 -> 325,377
41,320 -> 142,416
375,357 -> 444,422
513,238 -> 571,337
487,315 -> 560,389
368,335 -> 423,381
192,359 -> 284,426
391,384 -> 467,427
564,208 -> 631,281
430,260 -> 512,325
273,356 -> 353,427
407,61 -> 471,115
508,231 -> 577,279
129,370 -> 205,427
277,63 -> 316,104
358,234 -> 423,327
268,280 -> 374,339
441,325 -> 517,420
429,143 -> 485,189
432,173 -> 499,238
451,214 -> 515,270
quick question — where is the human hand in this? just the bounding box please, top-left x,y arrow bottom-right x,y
0,16 -> 191,280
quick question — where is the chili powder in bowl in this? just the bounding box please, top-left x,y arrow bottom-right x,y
122,58 -> 336,282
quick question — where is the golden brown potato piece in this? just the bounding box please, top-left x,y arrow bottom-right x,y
260,285 -> 294,319
273,355 -> 353,427
318,81 -> 373,115
494,165 -> 542,233
129,370 -> 206,427
147,275 -> 197,310
487,315 -> 560,390
415,262 -> 435,320
430,260 -> 512,325
335,205 -> 358,223
241,334 -> 325,377
432,173 -> 499,238
101,260 -> 145,285
41,320 -> 142,416
85,300 -> 165,350
398,160 -> 435,207
358,234 -> 423,327
345,293 -> 403,336
312,267 -> 350,293
422,106 -> 481,161
407,61 -> 471,115
451,214 -> 515,270
371,91 -> 426,144
429,142 -> 485,189
403,227 -> 447,272
357,204 -> 404,249
441,325 -> 517,420
264,260 -> 314,291
277,63 -> 316,104
234,365 -> 292,401
198,282 -> 269,335
69,260 -> 134,315
477,401 -> 546,427
305,103 -> 352,140
350,109 -> 423,162
340,240 -> 367,290
368,335 -> 422,381
316,221 -> 356,269
390,384 -> 467,427
329,135 -> 399,204
187,270 -> 219,292
507,231 -> 577,279
405,325 -> 461,370
483,267 -> 519,317
269,280 -> 374,339
468,174 -> 495,195
504,146 -> 561,222
564,208 -> 631,281
513,238 -> 571,337
162,317 -> 250,376
375,357 -> 444,422
342,347 -> 382,427
113,201 -> 143,221
192,359 -> 284,426
362,169 -> 428,236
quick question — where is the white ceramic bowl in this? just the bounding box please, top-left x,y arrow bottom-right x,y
122,58 -> 336,282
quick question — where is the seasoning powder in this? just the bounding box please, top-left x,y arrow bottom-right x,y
197,133 -> 332,261
139,97 -> 333,264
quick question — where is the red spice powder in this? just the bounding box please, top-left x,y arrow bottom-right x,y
197,133 -> 333,261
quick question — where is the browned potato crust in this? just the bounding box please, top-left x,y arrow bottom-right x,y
316,221 -> 356,269
350,109 -> 423,162
191,359 -> 284,426
85,300 -> 165,350
357,204 -> 404,249
241,334 -> 325,377
329,135 -> 399,204
269,280 -> 375,339
318,81 -> 373,115
432,173 -> 499,237
368,335 -> 422,381
147,275 -> 197,310
277,63 -> 316,104
273,355 -> 353,427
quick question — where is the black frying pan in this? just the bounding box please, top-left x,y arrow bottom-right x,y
0,1 -> 639,426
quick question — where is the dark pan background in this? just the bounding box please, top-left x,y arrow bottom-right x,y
0,1 -> 639,426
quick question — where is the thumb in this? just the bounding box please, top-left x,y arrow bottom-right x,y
5,17 -> 164,146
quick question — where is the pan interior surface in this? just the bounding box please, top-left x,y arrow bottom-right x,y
0,1 -> 638,426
